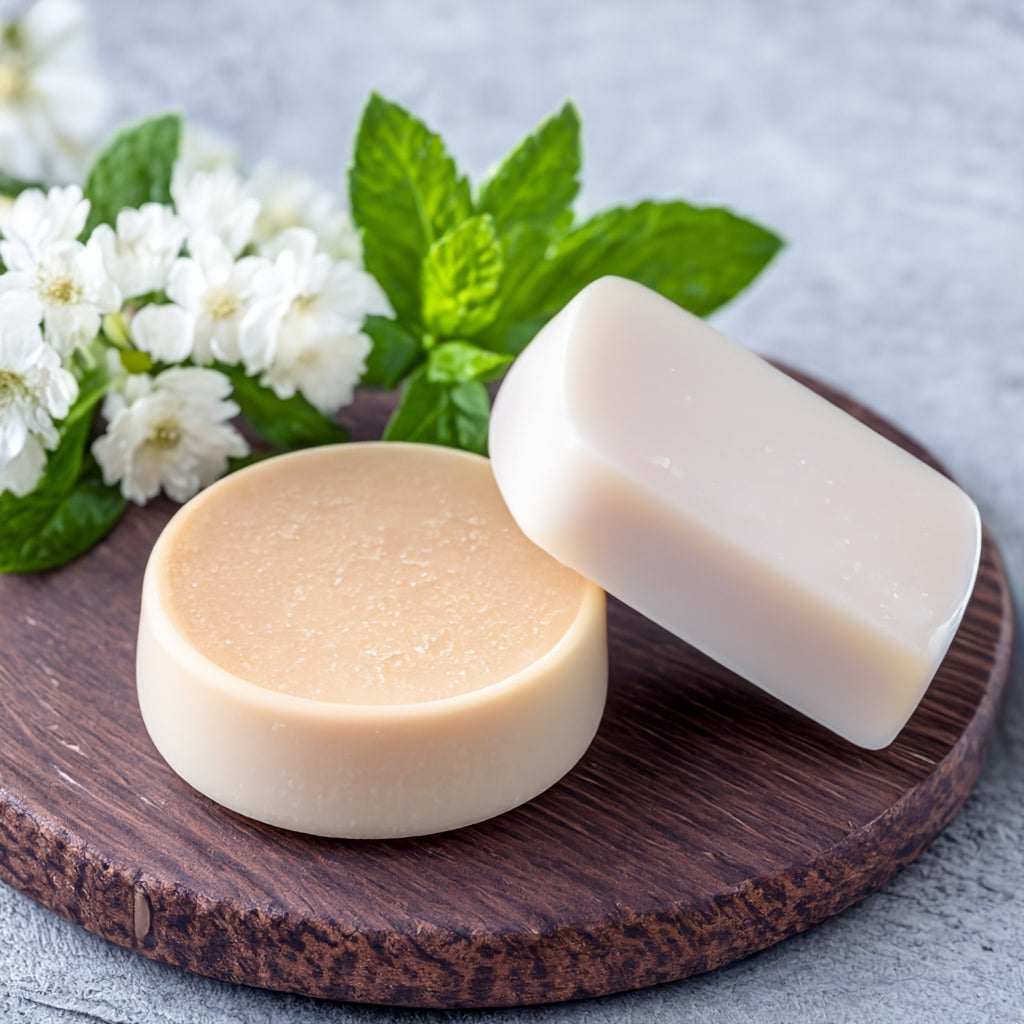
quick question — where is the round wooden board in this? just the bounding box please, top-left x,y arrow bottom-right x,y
0,373 -> 1014,1009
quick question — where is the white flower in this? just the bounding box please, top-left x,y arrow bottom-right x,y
129,302 -> 195,364
92,365 -> 248,505
0,290 -> 78,496
0,183 -> 89,271
258,306 -> 372,415
172,167 -> 259,257
0,184 -> 120,356
165,231 -> 270,365
0,233 -> 121,357
247,160 -> 363,264
243,228 -> 388,414
0,431 -> 47,496
0,0 -> 111,183
91,203 -> 187,299
98,344 -> 128,402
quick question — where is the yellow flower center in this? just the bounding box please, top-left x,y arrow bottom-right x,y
41,273 -> 82,306
263,201 -> 304,232
293,345 -> 320,369
206,288 -> 239,321
149,421 -> 182,450
0,367 -> 27,407
0,60 -> 29,104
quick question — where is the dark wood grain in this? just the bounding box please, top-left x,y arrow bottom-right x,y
0,371 -> 1014,1008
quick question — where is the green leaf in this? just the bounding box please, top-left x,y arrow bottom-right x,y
69,361 -> 108,414
502,201 -> 783,346
490,314 -> 550,359
474,220 -> 555,353
83,112 -> 183,235
476,101 -> 580,235
349,93 -> 472,323
0,376 -> 125,574
361,314 -> 424,389
383,367 -> 490,454
47,352 -> 114,491
0,169 -> 41,197
421,214 -> 503,338
223,366 -> 349,450
470,104 -> 582,354
425,341 -> 512,385
0,469 -> 126,574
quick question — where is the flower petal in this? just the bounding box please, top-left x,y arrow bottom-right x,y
131,303 -> 196,363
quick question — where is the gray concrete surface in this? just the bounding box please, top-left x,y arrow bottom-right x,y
2,1 -> 1022,1021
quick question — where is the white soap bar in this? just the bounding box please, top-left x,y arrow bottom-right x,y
489,276 -> 981,749
137,442 -> 606,838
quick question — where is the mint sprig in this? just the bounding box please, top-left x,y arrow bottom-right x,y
349,94 -> 783,453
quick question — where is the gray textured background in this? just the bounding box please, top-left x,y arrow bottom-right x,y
2,1 -> 1023,1021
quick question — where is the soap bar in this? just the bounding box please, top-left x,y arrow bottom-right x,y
489,276 -> 981,749
136,442 -> 607,838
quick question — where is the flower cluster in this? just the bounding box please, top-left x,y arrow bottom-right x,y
0,19 -> 784,579
0,142 -> 388,505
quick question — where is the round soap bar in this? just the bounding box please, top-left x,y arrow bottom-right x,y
136,442 -> 607,839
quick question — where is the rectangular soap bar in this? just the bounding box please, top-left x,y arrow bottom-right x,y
488,276 -> 981,749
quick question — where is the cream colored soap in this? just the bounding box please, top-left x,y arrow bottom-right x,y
489,276 -> 981,749
136,442 -> 607,838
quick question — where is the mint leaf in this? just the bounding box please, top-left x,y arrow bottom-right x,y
425,341 -> 511,385
223,366 -> 349,450
474,220 -> 555,353
476,101 -> 580,235
350,94 -> 472,323
361,315 -> 424,389
422,214 -> 503,338
83,113 -> 183,234
503,201 -> 783,345
491,314 -> 550,359
471,104 -> 581,354
383,367 -> 490,454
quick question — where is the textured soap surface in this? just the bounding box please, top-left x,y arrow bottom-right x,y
161,443 -> 584,704
489,276 -> 981,749
137,442 -> 607,838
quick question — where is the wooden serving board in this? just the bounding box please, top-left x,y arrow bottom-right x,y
0,373 -> 1014,1009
